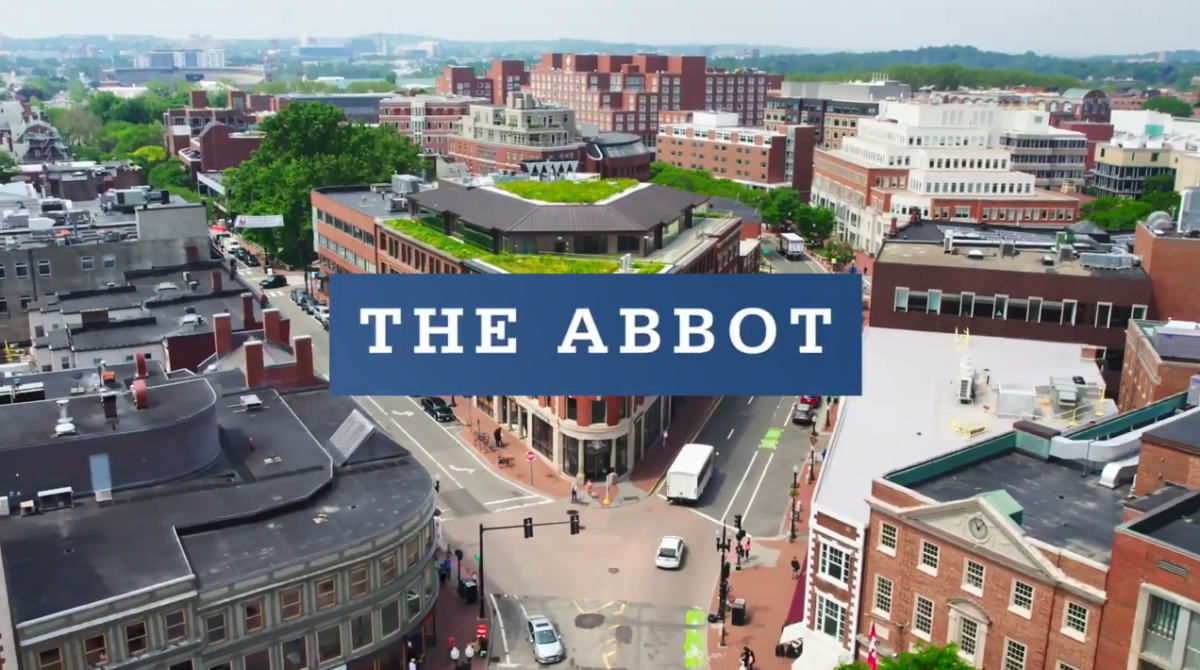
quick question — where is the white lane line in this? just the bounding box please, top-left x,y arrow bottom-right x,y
727,428 -> 735,440
747,396 -> 755,405
402,396 -> 551,502
720,450 -> 759,523
489,498 -> 554,514
657,495 -> 730,529
488,593 -> 512,655
742,451 -> 774,531
365,397 -> 462,488
484,495 -> 541,506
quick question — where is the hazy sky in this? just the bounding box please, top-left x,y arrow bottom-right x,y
2,0 -> 1192,55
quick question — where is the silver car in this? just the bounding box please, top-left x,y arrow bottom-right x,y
526,615 -> 564,664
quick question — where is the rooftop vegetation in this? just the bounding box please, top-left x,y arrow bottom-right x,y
384,218 -> 664,274
495,178 -> 638,204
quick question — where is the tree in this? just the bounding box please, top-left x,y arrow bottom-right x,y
130,145 -> 169,167
795,205 -> 837,244
1144,173 -> 1176,194
0,152 -> 18,184
1081,197 -> 1155,230
48,108 -> 102,146
761,188 -> 802,226
148,162 -> 194,190
1142,97 -> 1195,118
836,642 -> 975,669
224,101 -> 424,266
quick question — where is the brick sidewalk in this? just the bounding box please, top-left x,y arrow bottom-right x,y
629,396 -> 720,493
707,462 -> 821,669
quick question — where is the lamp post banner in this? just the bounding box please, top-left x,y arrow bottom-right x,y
330,272 -> 863,397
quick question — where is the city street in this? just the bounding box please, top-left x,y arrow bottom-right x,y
765,252 -> 823,274
670,396 -> 811,539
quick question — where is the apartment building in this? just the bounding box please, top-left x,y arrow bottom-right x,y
133,49 -> 226,69
801,327 -> 1118,669
998,113 -> 1089,190
445,92 -> 583,175
434,59 -> 529,105
1092,141 -> 1178,198
378,94 -> 484,156
1173,152 -> 1200,192
274,93 -> 394,124
766,80 -> 908,150
1053,120 -> 1115,170
528,53 -> 781,144
929,87 -> 1112,123
811,102 -> 1082,253
164,90 -> 270,174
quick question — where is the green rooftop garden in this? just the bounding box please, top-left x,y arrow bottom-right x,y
384,218 -> 664,274
494,178 -> 639,204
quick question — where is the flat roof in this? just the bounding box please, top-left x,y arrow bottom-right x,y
1131,320 -> 1200,364
1123,489 -> 1200,557
907,450 -> 1128,562
815,327 -> 1110,527
878,239 -> 1149,279
1144,407 -> 1200,453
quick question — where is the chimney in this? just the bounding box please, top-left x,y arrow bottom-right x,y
101,392 -> 118,420
245,338 -> 265,388
56,398 -> 71,423
211,270 -> 223,292
293,335 -> 315,384
279,317 -> 291,345
135,352 -> 148,379
188,90 -> 208,109
263,308 -> 281,345
241,292 -> 256,330
131,379 -> 149,410
213,312 -> 234,357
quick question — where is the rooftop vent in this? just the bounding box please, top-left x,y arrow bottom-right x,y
54,421 -> 77,437
239,394 -> 264,411
56,397 -> 71,423
154,282 -> 179,294
1041,254 -> 1055,266
966,250 -> 985,260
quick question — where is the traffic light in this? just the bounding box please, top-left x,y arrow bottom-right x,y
523,517 -> 534,539
733,514 -> 742,530
569,513 -> 581,535
736,528 -> 746,543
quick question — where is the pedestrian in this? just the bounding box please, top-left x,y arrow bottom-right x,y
570,482 -> 578,502
494,427 -> 503,449
449,645 -> 460,664
791,556 -> 801,579
744,536 -> 752,556
465,643 -> 475,663
407,659 -> 417,670
446,637 -> 455,656
585,480 -> 593,498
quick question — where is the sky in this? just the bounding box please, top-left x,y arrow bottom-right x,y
1,0 -> 1193,55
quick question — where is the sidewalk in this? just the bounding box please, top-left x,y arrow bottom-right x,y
445,398 -> 575,500
706,461 -> 821,670
630,396 -> 720,494
429,571 -> 486,669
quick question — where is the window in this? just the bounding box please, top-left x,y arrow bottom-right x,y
927,289 -> 942,314
1095,302 -> 1112,328
816,594 -> 846,641
205,613 -> 227,644
919,540 -> 939,574
381,599 -> 402,636
280,587 -> 303,620
15,261 -> 28,279
1028,297 -> 1044,322
964,560 -> 986,594
1062,299 -> 1078,326
878,522 -> 898,554
1132,305 -> 1148,321
282,637 -> 308,670
1056,663 -> 1078,670
380,554 -> 398,584
818,542 -> 849,584
84,634 -> 108,666
873,575 -> 893,615
0,296 -> 7,313
317,626 -> 343,663
957,617 -> 980,657
125,621 -> 148,655
1004,639 -> 1027,670
37,259 -> 51,277
243,600 -> 265,632
894,287 -> 910,312
102,254 -> 116,268
405,534 -> 421,567
165,610 -> 187,642
350,612 -> 373,649
914,596 -> 934,638
169,662 -> 193,670
961,292 -> 975,317
81,256 -> 95,271
405,582 -> 421,620
350,565 -> 370,597
243,649 -> 270,670
316,578 -> 337,609
994,295 -> 1009,320
38,648 -> 63,670
0,264 -> 5,281
1063,602 -> 1089,637
1011,581 -> 1035,615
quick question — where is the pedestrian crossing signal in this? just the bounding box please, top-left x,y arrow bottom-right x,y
569,514 -> 580,535
523,517 -> 534,539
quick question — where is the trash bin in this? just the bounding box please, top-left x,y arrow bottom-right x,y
458,579 -> 478,604
731,599 -> 747,626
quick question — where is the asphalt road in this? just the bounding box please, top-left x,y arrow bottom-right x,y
267,294 -> 554,521
680,396 -> 811,539
765,253 -> 822,274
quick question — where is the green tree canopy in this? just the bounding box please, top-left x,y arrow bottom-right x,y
1143,173 -> 1176,195
224,101 -> 424,266
795,204 -> 837,243
0,152 -> 19,183
761,188 -> 802,226
1142,97 -> 1195,118
786,64 -> 1080,90
836,642 -> 976,669
650,163 -> 767,204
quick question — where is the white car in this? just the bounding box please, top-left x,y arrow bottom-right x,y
655,536 -> 686,570
313,305 -> 330,324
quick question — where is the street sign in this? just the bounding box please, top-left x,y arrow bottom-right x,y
476,623 -> 488,638
473,554 -> 482,566
526,451 -> 536,462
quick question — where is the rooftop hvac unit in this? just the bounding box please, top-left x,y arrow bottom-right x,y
967,250 -> 985,260
957,356 -> 977,404
1050,377 -> 1080,409
1058,245 -> 1075,261
114,189 -> 147,207
1079,252 -> 1131,269
1179,189 -> 1200,234
1154,321 -> 1200,360
387,197 -> 407,213
240,394 -> 264,410
943,236 -> 955,253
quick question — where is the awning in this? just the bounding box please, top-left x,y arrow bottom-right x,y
780,621 -> 805,645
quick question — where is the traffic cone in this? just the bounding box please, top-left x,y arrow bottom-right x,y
602,496 -> 610,506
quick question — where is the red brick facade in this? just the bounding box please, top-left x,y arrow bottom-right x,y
1135,222 -> 1200,323
435,60 -> 529,105
1119,321 -> 1200,411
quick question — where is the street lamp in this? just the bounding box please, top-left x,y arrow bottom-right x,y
714,527 -> 732,648
790,465 -> 800,541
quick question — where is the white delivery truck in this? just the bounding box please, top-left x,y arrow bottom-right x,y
664,443 -> 717,504
778,232 -> 806,260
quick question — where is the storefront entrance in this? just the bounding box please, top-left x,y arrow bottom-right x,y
583,439 -> 611,481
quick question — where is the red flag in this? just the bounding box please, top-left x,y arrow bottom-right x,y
867,623 -> 878,669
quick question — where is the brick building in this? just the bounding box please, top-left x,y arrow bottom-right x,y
1134,220 -> 1200,324
1120,320 -> 1200,411
377,94 -> 483,156
165,89 -> 269,174
766,80 -> 906,150
309,179 -> 758,481
435,59 -> 528,105
529,53 -> 781,144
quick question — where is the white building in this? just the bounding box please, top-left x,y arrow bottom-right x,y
1111,109 -> 1200,143
811,102 -> 1082,253
132,49 -> 225,69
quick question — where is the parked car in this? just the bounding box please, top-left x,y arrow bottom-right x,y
313,305 -> 330,324
419,397 -> 455,422
290,289 -> 308,304
655,536 -> 686,570
299,297 -> 317,315
792,396 -> 820,425
259,275 -> 288,289
525,616 -> 564,665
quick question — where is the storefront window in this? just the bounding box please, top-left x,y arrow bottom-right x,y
615,434 -> 629,476
583,439 -> 611,481
477,395 -> 494,416
566,397 -> 578,421
634,417 -> 644,461
531,415 -> 554,459
643,398 -> 663,453
563,435 -> 580,477
619,398 -> 629,420
592,399 -> 607,424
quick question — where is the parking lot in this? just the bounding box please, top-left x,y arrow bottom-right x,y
491,594 -> 701,670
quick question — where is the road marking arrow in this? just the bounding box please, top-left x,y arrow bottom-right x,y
449,465 -> 475,474
391,411 -> 415,417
